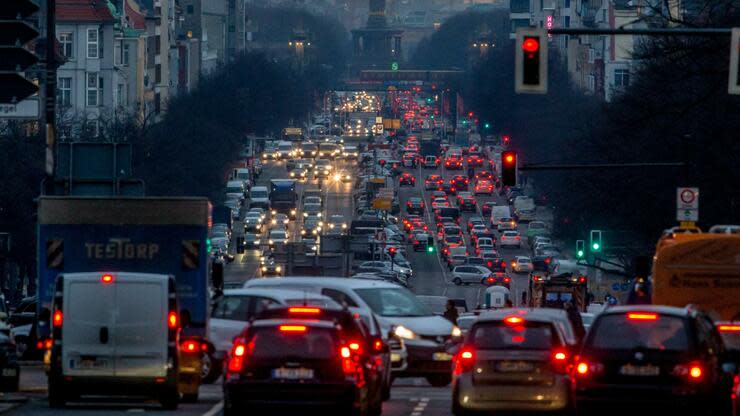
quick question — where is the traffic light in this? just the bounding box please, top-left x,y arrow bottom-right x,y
729,28 -> 740,95
502,135 -> 510,145
0,0 -> 40,104
484,123 -> 491,129
590,230 -> 602,252
576,240 -> 585,259
515,28 -> 548,94
501,151 -> 517,186
426,238 -> 434,253
387,246 -> 397,259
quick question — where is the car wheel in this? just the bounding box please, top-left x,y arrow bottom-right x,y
201,353 -> 221,384
453,277 -> 462,285
426,374 -> 452,387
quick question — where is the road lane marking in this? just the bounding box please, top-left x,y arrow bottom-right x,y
202,400 -> 223,416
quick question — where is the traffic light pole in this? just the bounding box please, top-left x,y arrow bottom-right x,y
44,0 -> 57,181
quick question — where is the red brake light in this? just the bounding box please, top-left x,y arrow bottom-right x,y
554,351 -> 567,361
44,338 -> 53,350
227,342 -> 247,373
627,313 -> 658,321
280,325 -> 307,332
168,311 -> 178,329
504,316 -> 524,325
288,307 -> 321,315
182,340 -> 199,353
101,274 -> 114,284
576,362 -> 589,375
504,277 -> 511,283
374,339 -> 383,351
454,348 -> 475,375
673,362 -> 704,380
718,325 -> 740,332
53,310 -> 63,327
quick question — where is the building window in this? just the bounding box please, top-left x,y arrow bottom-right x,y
155,64 -> 162,83
87,29 -> 99,58
187,4 -> 194,13
58,77 -> 71,107
587,75 -> 595,91
86,72 -> 99,106
59,32 -> 73,59
614,68 -> 630,87
565,16 -> 570,27
155,92 -> 161,114
123,44 -> 130,66
510,0 -> 530,13
588,48 -> 595,63
565,0 -> 570,7
117,83 -> 126,107
540,0 -> 544,9
155,35 -> 161,55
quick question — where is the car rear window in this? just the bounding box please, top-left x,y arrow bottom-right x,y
589,314 -> 689,351
248,326 -> 338,359
471,322 -> 556,350
718,329 -> 740,350
438,208 -> 460,218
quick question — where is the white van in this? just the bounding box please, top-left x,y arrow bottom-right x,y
490,205 -> 512,227
225,180 -> 245,202
249,186 -> 269,209
48,272 -> 180,409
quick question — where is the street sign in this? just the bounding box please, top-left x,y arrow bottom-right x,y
0,98 -> 38,118
676,187 -> 699,222
372,198 -> 392,210
391,62 -> 399,71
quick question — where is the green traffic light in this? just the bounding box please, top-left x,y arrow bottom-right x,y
427,246 -> 434,253
484,123 -> 491,129
577,250 -> 584,258
592,243 -> 600,251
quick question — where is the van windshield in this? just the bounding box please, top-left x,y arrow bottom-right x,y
251,190 -> 268,199
226,186 -> 242,194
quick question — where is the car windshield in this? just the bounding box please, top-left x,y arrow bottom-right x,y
355,287 -> 432,317
248,326 -> 338,359
471,322 -> 557,350
270,231 -> 287,239
589,314 -> 689,351
251,190 -> 268,198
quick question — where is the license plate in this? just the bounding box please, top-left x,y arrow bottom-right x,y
496,361 -> 534,372
391,353 -> 402,362
620,364 -> 660,376
272,367 -> 314,380
75,359 -> 108,370
1,368 -> 16,377
432,352 -> 453,361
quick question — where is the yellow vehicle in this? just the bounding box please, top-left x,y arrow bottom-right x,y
652,232 -> 740,320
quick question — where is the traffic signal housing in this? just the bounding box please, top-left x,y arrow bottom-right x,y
0,0 -> 40,104
501,151 -> 517,186
515,28 -> 548,94
387,246 -> 397,259
729,28 -> 740,95
576,240 -> 585,259
590,230 -> 602,252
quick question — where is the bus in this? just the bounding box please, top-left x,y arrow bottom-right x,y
652,233 -> 740,320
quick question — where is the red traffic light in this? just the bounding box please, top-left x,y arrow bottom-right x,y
468,111 -> 474,118
504,153 -> 515,164
502,135 -> 510,144
522,38 -> 540,53
387,247 -> 397,258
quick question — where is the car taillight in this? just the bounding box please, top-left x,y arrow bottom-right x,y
454,348 -> 475,375
574,359 -> 604,377
53,310 -> 63,327
627,312 -> 658,321
168,311 -> 178,329
552,349 -> 570,373
227,341 -> 247,373
673,362 -> 704,381
181,340 -> 199,353
503,277 -> 511,283
289,307 -> 321,315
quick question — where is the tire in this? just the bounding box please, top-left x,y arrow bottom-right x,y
453,277 -> 462,286
426,374 -> 452,387
201,354 -> 222,384
181,392 -> 199,403
452,385 -> 474,416
48,378 -> 67,409
381,379 -> 391,401
159,387 -> 180,410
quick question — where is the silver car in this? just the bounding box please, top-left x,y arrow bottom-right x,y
452,308 -> 574,414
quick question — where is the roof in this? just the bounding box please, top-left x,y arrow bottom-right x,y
57,0 -> 116,23
599,305 -> 691,317
124,0 -> 146,30
244,276 -> 402,290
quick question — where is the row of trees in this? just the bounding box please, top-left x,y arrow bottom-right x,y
411,7 -> 740,248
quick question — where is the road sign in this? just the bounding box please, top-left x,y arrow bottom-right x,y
372,198 -> 392,210
676,187 -> 699,222
0,98 -> 38,118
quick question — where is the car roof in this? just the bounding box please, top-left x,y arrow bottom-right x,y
250,318 -> 337,330
244,276 -> 403,290
477,308 -> 569,323
221,287 -> 333,302
598,305 -> 691,317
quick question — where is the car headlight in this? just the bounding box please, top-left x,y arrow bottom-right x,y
329,224 -> 335,229
275,266 -> 282,272
342,223 -> 347,229
268,239 -> 274,244
290,172 -> 295,177
334,174 -> 341,181
254,240 -> 260,244
451,326 -> 462,338
394,325 -> 418,340
312,230 -> 318,235
301,230 -> 306,235
261,266 -> 267,272
271,210 -> 277,216
271,219 -> 277,225
284,219 -> 289,224
291,209 -> 297,215
304,212 -> 308,217
317,212 -> 322,217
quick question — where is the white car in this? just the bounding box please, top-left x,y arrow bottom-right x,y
512,256 -> 534,273
268,229 -> 288,248
496,217 -> 518,231
500,231 -> 522,248
451,265 -> 494,286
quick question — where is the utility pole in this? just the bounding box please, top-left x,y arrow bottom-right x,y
44,0 -> 57,187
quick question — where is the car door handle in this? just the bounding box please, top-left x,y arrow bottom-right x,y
100,326 -> 109,344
